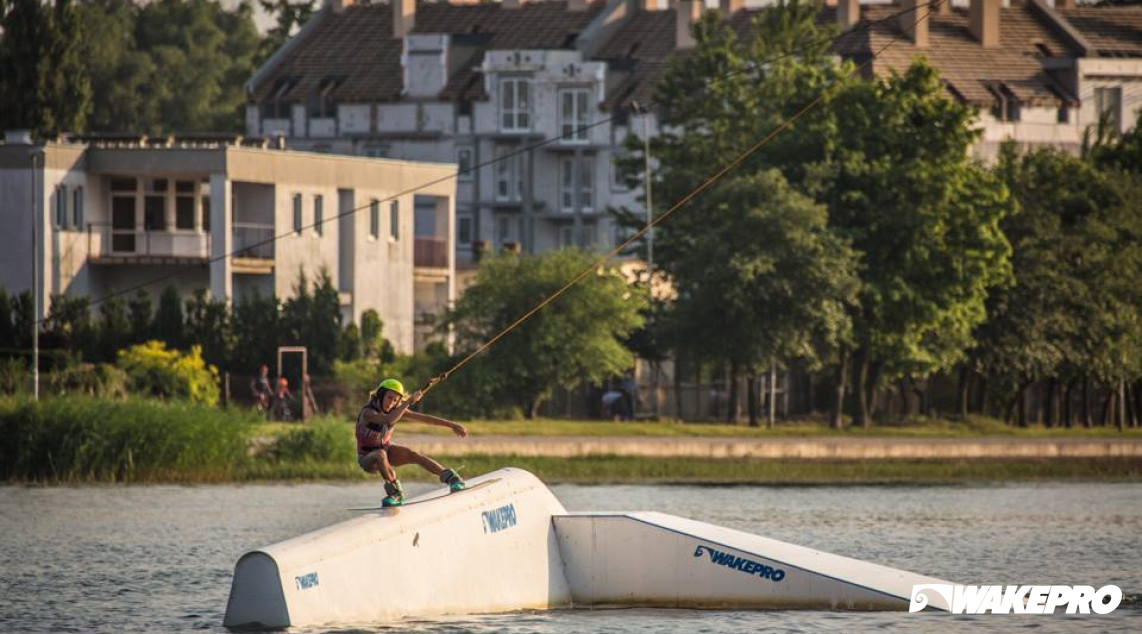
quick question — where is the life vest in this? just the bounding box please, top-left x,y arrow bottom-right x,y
356,402 -> 390,456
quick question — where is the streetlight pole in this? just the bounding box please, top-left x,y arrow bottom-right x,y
642,107 -> 658,419
30,149 -> 41,401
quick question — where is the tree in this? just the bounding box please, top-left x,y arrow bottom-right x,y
442,250 -> 646,418
127,290 -> 153,344
360,309 -> 394,363
75,0 -> 159,133
0,288 -> 15,354
43,294 -> 95,362
280,269 -> 341,374
232,290 -> 280,375
816,62 -> 1013,425
664,171 -> 858,427
38,0 -> 91,135
184,289 -> 233,371
257,0 -> 315,62
96,296 -> 131,363
152,285 -> 184,349
338,322 -> 362,362
0,0 -> 50,133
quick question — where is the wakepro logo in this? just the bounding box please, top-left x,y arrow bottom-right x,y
693,545 -> 786,582
481,503 -> 518,534
909,584 -> 1122,614
294,571 -> 319,591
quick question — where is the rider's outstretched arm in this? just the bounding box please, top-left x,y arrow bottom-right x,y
404,410 -> 468,437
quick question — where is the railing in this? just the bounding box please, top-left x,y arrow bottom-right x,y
414,236 -> 449,268
88,223 -> 211,259
233,223 -> 275,260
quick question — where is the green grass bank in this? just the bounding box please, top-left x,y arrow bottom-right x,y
4,397 -> 1141,485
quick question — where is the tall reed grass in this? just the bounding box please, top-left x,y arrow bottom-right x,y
0,396 -> 255,482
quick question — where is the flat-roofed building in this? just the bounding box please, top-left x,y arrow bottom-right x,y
0,133 -> 456,354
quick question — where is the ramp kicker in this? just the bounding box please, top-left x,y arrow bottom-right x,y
224,467 -> 953,629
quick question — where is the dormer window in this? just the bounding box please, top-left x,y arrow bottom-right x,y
499,77 -> 531,132
263,76 -> 298,119
987,82 -> 1020,123
309,76 -> 343,118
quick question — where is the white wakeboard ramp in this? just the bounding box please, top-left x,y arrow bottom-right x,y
224,467 -> 953,629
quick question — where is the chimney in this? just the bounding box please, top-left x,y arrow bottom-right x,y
330,0 -> 354,13
938,0 -> 951,15
969,0 -> 1000,48
719,0 -> 743,15
393,0 -> 414,37
675,0 -> 702,49
838,0 -> 859,29
568,0 -> 590,11
900,0 -> 928,48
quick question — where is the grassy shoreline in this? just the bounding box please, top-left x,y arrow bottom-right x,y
4,396 -> 1141,485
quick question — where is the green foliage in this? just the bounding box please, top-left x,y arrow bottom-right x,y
232,290 -> 280,374
442,250 -> 646,417
44,363 -> 128,399
273,418 -> 353,462
152,285 -> 184,349
116,340 -> 219,405
0,396 -> 251,482
184,289 -> 233,371
0,0 -> 91,136
42,294 -> 96,363
127,290 -> 154,344
0,358 -> 28,395
96,296 -> 130,364
338,322 -> 362,362
280,269 -> 341,375
360,309 -> 395,363
257,0 -> 316,61
0,288 -> 14,352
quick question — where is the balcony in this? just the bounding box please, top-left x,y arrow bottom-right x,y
88,223 -> 210,264
232,223 -> 274,274
414,236 -> 448,269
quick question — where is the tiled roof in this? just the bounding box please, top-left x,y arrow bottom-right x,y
1057,6 -> 1142,57
251,5 -> 403,103
843,4 -> 1080,107
251,0 -> 601,104
595,9 -> 676,108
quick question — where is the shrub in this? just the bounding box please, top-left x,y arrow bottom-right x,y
117,341 -> 220,405
45,363 -> 128,399
274,418 -> 355,462
0,358 -> 28,396
0,396 -> 253,482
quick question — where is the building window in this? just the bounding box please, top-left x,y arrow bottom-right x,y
314,194 -> 324,236
495,215 -> 515,246
1094,86 -> 1122,134
988,83 -> 1020,123
1057,105 -> 1069,124
457,146 -> 473,182
369,199 -> 380,240
559,88 -> 591,143
54,186 -> 67,229
499,77 -> 531,132
201,196 -> 211,232
458,215 -> 473,245
559,156 -> 595,212
72,186 -> 84,230
175,181 -> 195,230
308,76 -> 341,118
494,145 -> 524,202
389,201 -> 400,241
558,224 -> 574,249
293,194 -> 303,234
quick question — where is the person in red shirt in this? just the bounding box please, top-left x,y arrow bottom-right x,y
356,378 -> 468,507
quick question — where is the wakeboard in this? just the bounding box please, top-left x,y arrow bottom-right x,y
348,478 -> 501,511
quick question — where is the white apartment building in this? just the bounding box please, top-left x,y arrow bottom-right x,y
0,133 -> 456,354
246,0 -> 1142,277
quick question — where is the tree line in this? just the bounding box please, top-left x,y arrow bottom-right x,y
615,4 -> 1142,428
0,0 -> 313,137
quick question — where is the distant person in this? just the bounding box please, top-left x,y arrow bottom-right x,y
619,370 -> 638,420
356,378 -> 468,507
601,390 -> 628,421
274,376 -> 294,421
250,364 -> 272,415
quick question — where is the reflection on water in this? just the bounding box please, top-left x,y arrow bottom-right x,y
0,481 -> 1139,633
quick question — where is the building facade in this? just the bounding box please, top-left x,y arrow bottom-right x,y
246,0 -> 1142,278
0,133 -> 456,354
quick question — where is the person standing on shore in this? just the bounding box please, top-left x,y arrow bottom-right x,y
356,378 -> 468,507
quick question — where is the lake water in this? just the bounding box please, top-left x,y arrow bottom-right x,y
1,481 -> 1139,633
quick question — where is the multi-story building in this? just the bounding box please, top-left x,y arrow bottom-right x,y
246,0 -> 1141,275
0,132 -> 456,354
